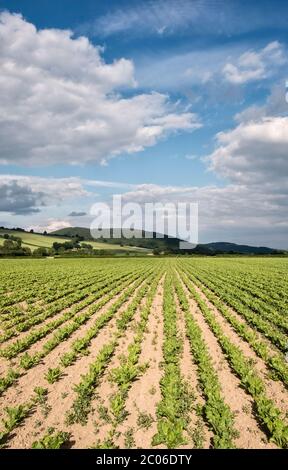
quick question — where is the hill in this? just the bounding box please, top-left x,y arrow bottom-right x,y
51,227 -> 281,255
0,228 -> 148,253
0,229 -> 71,252
203,242 -> 277,255
51,227 -> 182,251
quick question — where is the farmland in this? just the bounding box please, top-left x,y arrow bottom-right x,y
0,229 -> 148,253
0,257 -> 287,449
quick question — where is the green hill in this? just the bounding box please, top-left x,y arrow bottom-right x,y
0,227 -> 281,255
51,227 -> 181,251
0,229 -> 71,251
0,229 -> 148,253
51,227 -> 282,255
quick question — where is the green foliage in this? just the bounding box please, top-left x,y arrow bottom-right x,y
32,430 -> 70,449
137,411 -> 154,430
20,352 -> 40,370
0,369 -> 19,394
97,405 -> 111,423
174,273 -> 236,448
44,367 -> 62,384
34,386 -> 48,403
67,342 -> 115,425
124,428 -> 135,448
2,404 -> 31,432
179,266 -> 288,449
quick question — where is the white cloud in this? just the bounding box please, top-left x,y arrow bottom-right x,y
0,12 -> 199,166
117,111 -> 288,248
135,41 -> 286,100
119,182 -> 288,248
235,82 -> 288,122
1,171 -> 287,247
223,41 -> 286,84
206,117 -> 288,185
28,219 -> 72,233
0,175 -> 92,214
79,0 -> 219,37
78,0 -> 288,39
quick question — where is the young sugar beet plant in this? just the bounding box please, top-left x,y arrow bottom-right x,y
152,271 -> 194,449
44,270 -> 152,386
193,266 -> 288,333
32,429 -> 70,449
173,273 -> 236,449
0,387 -> 49,446
65,272 -> 158,427
180,266 -> 288,387
98,271 -> 163,445
179,268 -> 288,448
0,268 -> 147,395
184,266 -> 287,353
0,266 -> 140,352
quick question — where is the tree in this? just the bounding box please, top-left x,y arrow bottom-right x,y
43,230 -> 48,235
3,239 -> 14,250
33,247 -> 49,257
52,242 -> 62,252
30,229 -> 34,233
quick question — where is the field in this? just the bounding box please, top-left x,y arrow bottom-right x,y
0,230 -> 72,251
0,257 -> 287,449
0,230 -> 148,252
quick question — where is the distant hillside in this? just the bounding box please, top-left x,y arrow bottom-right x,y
0,228 -> 148,253
0,227 -> 282,255
203,242 -> 277,255
51,227 -> 282,254
51,227 -> 181,251
51,227 -> 92,239
0,229 -> 71,252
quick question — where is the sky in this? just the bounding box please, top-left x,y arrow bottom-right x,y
0,0 -> 287,248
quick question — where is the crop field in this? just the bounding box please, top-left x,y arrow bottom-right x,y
0,257 -> 287,449
0,230 -> 149,252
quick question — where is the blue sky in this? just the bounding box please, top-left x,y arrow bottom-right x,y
0,0 -> 287,247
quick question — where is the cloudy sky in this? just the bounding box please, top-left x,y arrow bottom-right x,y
0,0 -> 287,248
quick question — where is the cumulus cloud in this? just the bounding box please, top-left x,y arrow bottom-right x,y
119,182 -> 288,248
0,175 -> 91,214
0,12 -> 200,166
0,181 -> 43,215
206,117 -> 288,185
68,211 -> 87,217
118,110 -> 288,248
29,219 -> 72,233
235,82 -> 288,122
223,41 -> 286,84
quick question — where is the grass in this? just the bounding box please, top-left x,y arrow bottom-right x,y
0,229 -> 149,252
0,230 -> 71,251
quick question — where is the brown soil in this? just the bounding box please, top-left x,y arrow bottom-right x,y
0,277 -> 145,446
177,273 -> 276,449
114,279 -> 165,449
193,282 -> 288,418
175,292 -> 212,449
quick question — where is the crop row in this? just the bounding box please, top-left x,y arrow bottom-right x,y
0,267 -> 150,394
191,265 -> 288,331
66,270 -> 159,427
178,265 -> 288,387
182,264 -> 287,353
179,268 -> 288,448
174,273 -> 236,448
